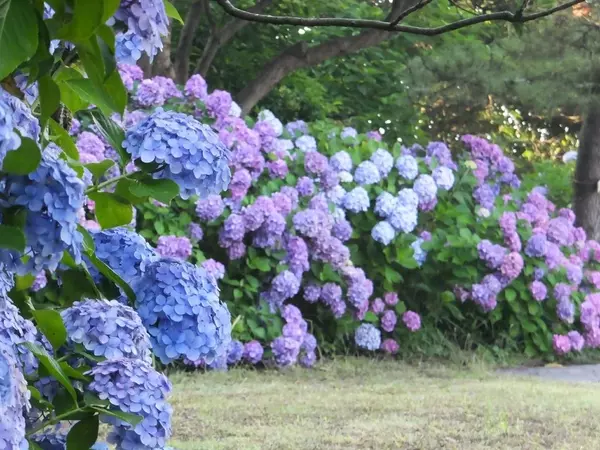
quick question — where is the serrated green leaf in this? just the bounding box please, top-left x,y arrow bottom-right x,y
85,249 -> 135,302
57,0 -> 104,42
129,177 -> 180,204
0,224 -> 25,251
89,406 -> 143,426
38,75 -> 60,128
0,0 -> 38,80
66,416 -> 99,450
88,192 -> 133,228
85,159 -> 115,179
49,119 -> 80,160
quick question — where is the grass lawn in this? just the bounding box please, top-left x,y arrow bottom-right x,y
167,357 -> 600,450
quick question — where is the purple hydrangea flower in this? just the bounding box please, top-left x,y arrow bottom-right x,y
304,151 -> 328,176
413,174 -> 438,206
286,120 -> 309,137
529,281 -> 547,301
201,259 -> 226,281
156,236 -> 192,260
304,283 -> 321,303
196,195 -> 225,222
184,74 -> 208,100
329,151 -> 353,172
296,176 -> 315,197
229,169 -> 252,200
267,271 -> 300,310
381,310 -> 397,332
499,252 -> 524,280
293,209 -> 332,238
123,109 -> 231,199
553,334 -> 571,355
332,218 -> 352,242
342,187 -> 370,213
188,223 -> 204,242
432,166 -> 455,190
135,79 -> 165,107
354,161 -> 381,185
395,155 -> 419,180
402,311 -> 421,331
372,221 -> 396,245
371,298 -> 385,314
295,135 -> 317,153
370,149 -> 394,177
268,159 -> 288,179
525,234 -> 548,258
320,283 -> 343,306
205,89 -> 233,120
271,337 -> 300,367
31,272 -> 47,292
381,338 -> 399,354
0,341 -> 29,449
285,236 -> 310,276
242,340 -> 264,364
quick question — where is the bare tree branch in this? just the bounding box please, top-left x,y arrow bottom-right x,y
389,0 -> 434,27
174,0 -> 205,83
213,0 -> 584,35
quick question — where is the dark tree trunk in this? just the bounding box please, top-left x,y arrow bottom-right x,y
174,0 -> 204,84
236,0 -> 418,115
574,99 -> 600,240
152,23 -> 176,78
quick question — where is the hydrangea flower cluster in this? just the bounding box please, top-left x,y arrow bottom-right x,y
87,358 -> 172,449
0,341 -> 30,450
271,305 -> 316,367
123,109 -> 231,199
61,299 -> 152,362
134,259 -> 231,364
156,235 -> 193,260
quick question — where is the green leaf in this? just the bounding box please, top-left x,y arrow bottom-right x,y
83,392 -> 110,408
66,79 -> 119,115
103,69 -> 127,115
164,0 -> 183,23
0,0 -> 38,80
2,138 -> 41,174
49,119 -> 80,160
0,224 -> 25,251
66,416 -> 99,450
253,257 -> 271,272
38,75 -> 61,128
89,406 -> 143,426
90,111 -> 128,163
57,0 -> 104,42
85,249 -> 135,302
129,177 -> 180,204
363,312 -> 378,323
60,269 -> 101,304
78,225 -> 95,252
54,67 -> 89,113
504,288 -> 517,303
59,361 -> 90,381
101,0 -> 120,22
23,342 -> 78,404
88,192 -> 133,229
14,274 -> 35,291
32,309 -> 67,350
85,160 -> 115,179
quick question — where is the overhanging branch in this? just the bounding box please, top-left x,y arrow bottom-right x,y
212,0 -> 585,36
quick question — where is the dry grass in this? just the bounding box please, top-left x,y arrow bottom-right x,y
167,357 -> 600,450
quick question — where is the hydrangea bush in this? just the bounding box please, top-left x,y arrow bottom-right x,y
0,1 -> 233,448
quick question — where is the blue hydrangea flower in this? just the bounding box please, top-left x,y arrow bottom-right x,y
91,227 -> 158,285
0,94 -> 22,168
332,218 -> 352,242
388,205 -> 418,233
0,292 -> 38,375
286,120 -> 309,137
115,31 -> 145,64
397,188 -> 419,210
14,72 -> 39,105
340,127 -> 358,140
265,270 -> 300,310
87,358 -> 172,449
413,174 -> 438,205
375,192 -> 397,218
0,341 -> 29,450
354,161 -> 381,185
226,340 -> 244,365
329,151 -> 353,172
123,109 -> 231,199
0,88 -> 40,141
354,324 -> 381,351
370,148 -> 394,177
113,0 -> 169,61
2,146 -> 86,274
243,340 -> 264,364
411,238 -> 427,266
31,426 -> 111,450
342,187 -> 370,213
395,155 -> 419,180
293,209 -> 332,238
326,185 -> 346,206
271,337 -> 301,367
134,259 -> 231,364
62,299 -> 152,362
432,166 -> 455,191
372,221 -> 396,245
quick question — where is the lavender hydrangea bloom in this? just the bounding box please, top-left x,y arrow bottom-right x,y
113,0 -> 168,61
188,223 -> 204,242
371,298 -> 385,314
372,221 -> 396,245
0,292 -> 38,375
413,174 -> 438,206
370,149 -> 394,177
296,176 -> 315,197
340,127 -> 358,140
135,79 -> 165,107
477,240 -> 507,269
123,109 -> 231,199
553,334 -> 571,355
546,217 -> 571,246
156,236 -> 193,260
354,161 -> 381,185
304,283 -> 321,303
91,227 -> 158,284
229,169 -> 252,200
293,209 -> 332,238
62,299 -> 152,362
432,166 -> 455,191
285,236 -> 310,276
381,310 -> 397,332
272,192 -> 293,216
184,74 -> 208,100
134,259 -> 231,364
267,270 -> 300,309
286,120 -> 309,136
153,76 -> 182,99
556,298 -> 575,324
500,252 -> 524,280
342,187 -> 370,213
87,358 -> 172,449
226,340 -> 244,365
319,283 -> 342,306
411,239 -> 427,266
395,155 -> 419,180
295,135 -> 317,153
332,218 -> 352,242
329,151 -> 353,172
196,195 -> 225,222
381,338 -> 399,354
529,281 -> 547,301
0,342 -> 29,450
2,147 -> 87,274
525,234 -> 548,258
402,311 -> 421,331
76,131 -> 106,163
118,63 -> 144,91
31,272 -> 47,292
271,337 -> 301,367
243,340 -> 264,364
388,205 -> 417,233
201,259 -> 226,281
568,331 -> 585,352
304,151 -> 328,175
426,142 -> 456,169
354,324 -> 381,351
473,184 -> 496,210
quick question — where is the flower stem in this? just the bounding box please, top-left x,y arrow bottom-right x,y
86,172 -> 131,194
26,406 -> 87,436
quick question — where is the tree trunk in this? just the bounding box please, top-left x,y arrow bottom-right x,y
574,98 -> 600,240
192,0 -> 273,77
236,0 -> 417,114
153,23 -> 176,78
174,0 -> 204,84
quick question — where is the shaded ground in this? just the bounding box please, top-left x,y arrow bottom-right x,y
167,358 -> 600,449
